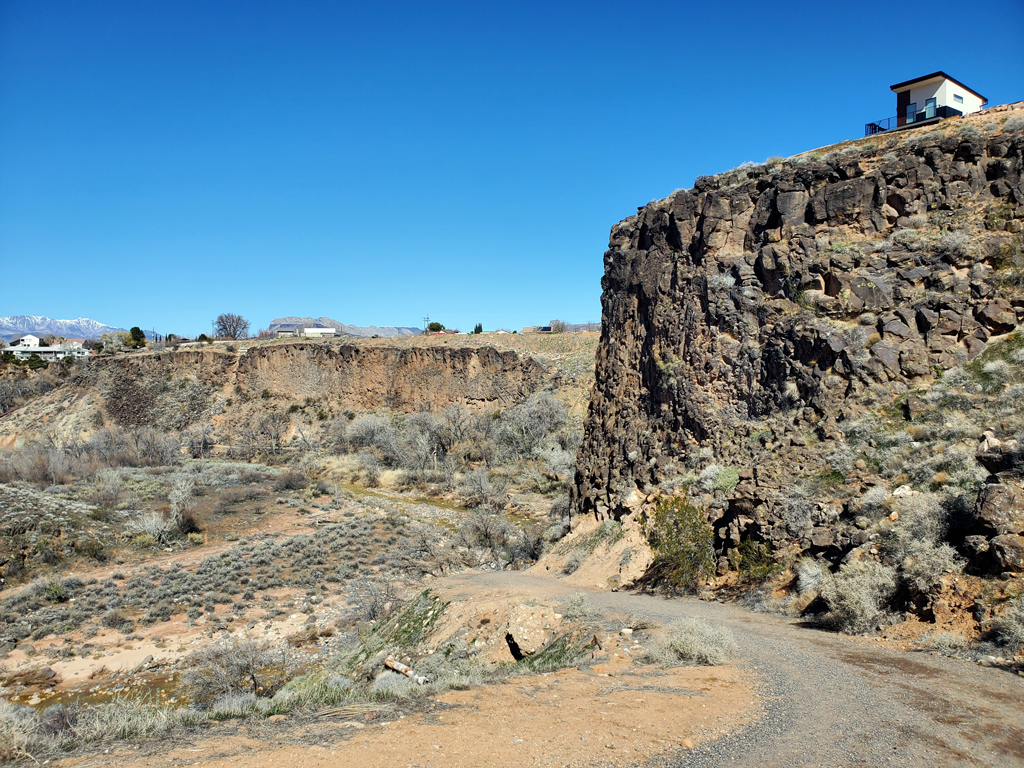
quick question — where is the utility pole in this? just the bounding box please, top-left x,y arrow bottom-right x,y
423,315 -> 429,332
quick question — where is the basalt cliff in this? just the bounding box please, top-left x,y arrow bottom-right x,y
573,104 -> 1024,585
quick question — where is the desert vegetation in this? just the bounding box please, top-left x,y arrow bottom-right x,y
0,331 -> 604,761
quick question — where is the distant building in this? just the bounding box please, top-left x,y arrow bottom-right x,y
275,324 -> 337,339
521,323 -> 599,334
866,71 -> 987,136
10,334 -> 41,347
302,327 -> 336,338
4,338 -> 90,362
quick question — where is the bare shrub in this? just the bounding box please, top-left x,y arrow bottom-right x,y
560,592 -> 593,620
536,442 -> 576,478
457,509 -> 536,567
992,598 -> 1024,652
460,467 -> 509,509
182,638 -> 285,704
357,450 -> 381,487
495,392 -> 568,459
353,577 -> 402,622
185,424 -> 215,459
273,472 -> 306,492
168,476 -> 200,534
639,618 -> 737,666
385,527 -> 460,577
102,608 -> 134,632
348,415 -> 391,448
0,700 -> 40,761
562,551 -> 583,575
90,470 -> 125,507
819,560 -> 897,634
915,631 -> 967,656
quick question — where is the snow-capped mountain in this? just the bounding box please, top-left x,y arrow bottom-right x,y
0,316 -> 126,340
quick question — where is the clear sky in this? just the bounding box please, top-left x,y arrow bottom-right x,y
2,0 -> 1022,336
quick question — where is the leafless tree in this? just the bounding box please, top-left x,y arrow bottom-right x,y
215,313 -> 250,340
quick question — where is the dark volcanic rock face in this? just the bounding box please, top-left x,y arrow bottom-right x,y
574,114 -> 1024,522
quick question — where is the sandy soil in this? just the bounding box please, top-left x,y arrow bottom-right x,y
55,568 -> 759,768
78,665 -> 752,768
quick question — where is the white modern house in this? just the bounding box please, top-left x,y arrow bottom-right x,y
4,335 -> 91,362
302,327 -> 336,339
274,324 -> 337,339
11,334 -> 41,348
865,71 -> 987,135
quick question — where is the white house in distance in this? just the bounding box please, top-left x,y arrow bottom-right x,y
11,334 -> 41,348
301,327 -> 336,339
274,324 -> 337,339
865,71 -> 987,136
4,333 -> 91,362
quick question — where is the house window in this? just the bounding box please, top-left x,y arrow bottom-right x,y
954,94 -> 964,104
925,98 -> 936,119
907,103 -> 917,122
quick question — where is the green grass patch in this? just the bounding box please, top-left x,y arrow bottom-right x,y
510,632 -> 589,674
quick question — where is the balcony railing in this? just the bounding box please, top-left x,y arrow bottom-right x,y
864,105 -> 963,136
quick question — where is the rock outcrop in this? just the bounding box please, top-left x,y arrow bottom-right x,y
573,106 -> 1024,568
236,343 -> 546,411
0,343 -> 550,442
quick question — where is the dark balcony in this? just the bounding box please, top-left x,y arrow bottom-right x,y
864,104 -> 963,136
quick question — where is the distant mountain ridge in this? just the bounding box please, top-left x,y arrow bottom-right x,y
268,316 -> 421,338
0,315 -> 126,340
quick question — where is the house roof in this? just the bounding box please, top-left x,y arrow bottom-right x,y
890,71 -> 986,102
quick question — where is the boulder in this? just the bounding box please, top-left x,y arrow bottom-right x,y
976,435 -> 1023,474
976,300 -> 1018,333
504,605 -> 559,657
973,480 -> 1024,536
990,534 -> 1024,572
809,527 -> 834,549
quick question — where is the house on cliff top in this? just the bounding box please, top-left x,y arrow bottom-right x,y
865,71 -> 987,136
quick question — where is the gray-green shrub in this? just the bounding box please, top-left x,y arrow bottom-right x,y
819,560 -> 897,634
640,618 -> 737,666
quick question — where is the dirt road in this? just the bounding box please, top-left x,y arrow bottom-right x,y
448,571 -> 1024,768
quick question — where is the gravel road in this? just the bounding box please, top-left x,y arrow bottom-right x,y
453,571 -> 1024,768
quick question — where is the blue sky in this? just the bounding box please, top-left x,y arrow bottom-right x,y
1,0 -> 1022,336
